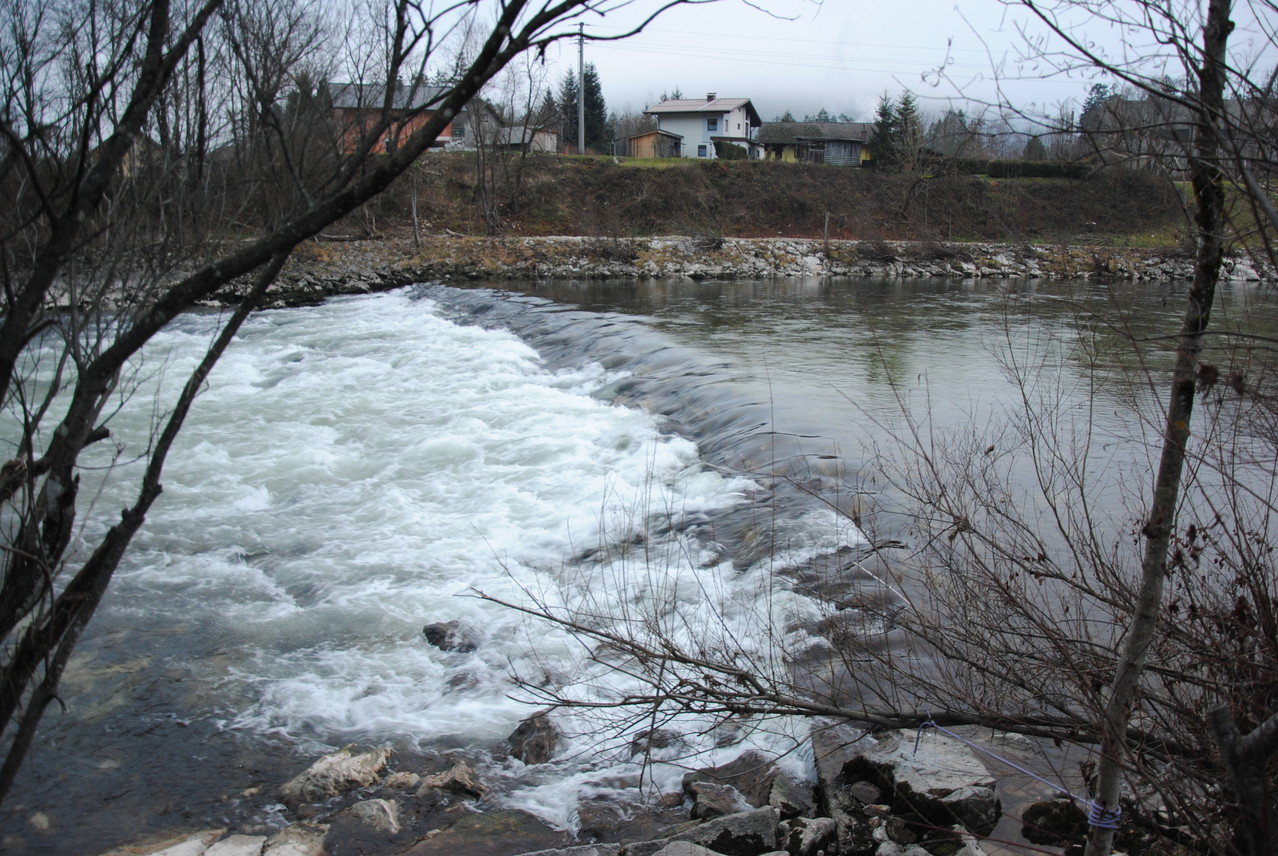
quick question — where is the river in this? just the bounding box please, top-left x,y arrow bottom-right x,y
2,275 -> 1274,853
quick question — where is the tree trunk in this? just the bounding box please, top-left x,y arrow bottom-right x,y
1210,705 -> 1278,856
1083,2 -> 1234,854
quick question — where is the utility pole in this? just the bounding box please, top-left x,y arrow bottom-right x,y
577,23 -> 585,154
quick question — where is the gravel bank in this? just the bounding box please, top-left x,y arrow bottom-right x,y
206,236 -> 1271,308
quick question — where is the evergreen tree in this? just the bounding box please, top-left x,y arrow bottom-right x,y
1078,81 -> 1114,132
581,62 -> 608,151
773,110 -> 797,122
868,93 -> 896,168
558,69 -> 579,150
1023,134 -> 1048,160
558,63 -> 608,152
893,90 -> 924,171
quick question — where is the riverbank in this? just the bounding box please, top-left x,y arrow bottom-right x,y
215,236 -> 1271,309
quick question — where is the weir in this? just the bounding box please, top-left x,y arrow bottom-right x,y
5,275 -> 1272,854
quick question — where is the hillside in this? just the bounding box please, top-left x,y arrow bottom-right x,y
350,153 -> 1188,246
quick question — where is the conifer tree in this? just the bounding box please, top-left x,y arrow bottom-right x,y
893,90 -> 924,171
558,62 -> 608,153
558,69 -> 579,151
581,63 -> 609,151
868,92 -> 897,169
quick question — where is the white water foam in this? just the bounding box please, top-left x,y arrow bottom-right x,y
31,288 -> 860,827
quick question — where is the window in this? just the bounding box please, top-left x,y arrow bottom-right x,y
697,144 -> 708,157
707,118 -> 718,132
454,123 -> 466,139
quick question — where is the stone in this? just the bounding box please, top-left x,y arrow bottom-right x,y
206,835 -> 269,856
280,746 -> 391,805
779,816 -> 838,856
937,785 -> 999,835
575,795 -> 631,841
621,841 -> 672,856
669,807 -> 778,856
813,726 -> 1000,836
766,773 -> 815,820
116,830 -> 224,856
1021,798 -> 1087,845
508,713 -> 561,764
397,808 -> 571,856
263,824 -> 328,856
885,815 -> 917,844
384,771 -> 423,789
874,843 -> 930,856
341,798 -> 402,834
514,846 -> 622,856
686,781 -> 751,820
650,844 -> 720,856
630,728 -> 684,758
423,621 -> 479,653
830,808 -> 878,856
417,760 -> 488,800
848,781 -> 882,805
948,828 -> 992,856
682,750 -> 778,808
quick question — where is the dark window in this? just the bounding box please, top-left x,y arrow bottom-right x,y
707,118 -> 718,132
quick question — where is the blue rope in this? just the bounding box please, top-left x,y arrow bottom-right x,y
914,719 -> 1122,830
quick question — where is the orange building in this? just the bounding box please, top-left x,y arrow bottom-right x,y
329,82 -> 467,154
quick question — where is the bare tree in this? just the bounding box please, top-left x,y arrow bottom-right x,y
0,0 -> 725,806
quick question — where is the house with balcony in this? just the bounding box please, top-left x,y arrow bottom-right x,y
643,94 -> 762,159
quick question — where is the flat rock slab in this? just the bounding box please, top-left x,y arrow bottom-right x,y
205,835 -> 269,856
669,807 -> 778,856
813,725 -> 1000,835
400,809 -> 573,856
101,830 -> 226,856
264,824 -> 328,856
864,730 -> 995,795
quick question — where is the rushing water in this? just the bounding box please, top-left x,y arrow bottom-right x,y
2,276 -> 1275,853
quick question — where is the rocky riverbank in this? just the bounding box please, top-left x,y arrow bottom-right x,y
94,719 -> 1102,856
212,235 -> 1271,309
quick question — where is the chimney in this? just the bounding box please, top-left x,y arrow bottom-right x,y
706,92 -> 716,101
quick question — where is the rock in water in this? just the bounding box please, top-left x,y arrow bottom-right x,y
507,712 -> 561,764
340,798 -> 402,834
417,760 -> 488,800
422,621 -> 479,653
279,746 -> 391,805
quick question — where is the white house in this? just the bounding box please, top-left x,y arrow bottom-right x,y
644,94 -> 763,159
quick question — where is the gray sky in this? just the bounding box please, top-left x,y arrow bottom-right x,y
537,0 -> 1098,124
528,0 -> 1278,126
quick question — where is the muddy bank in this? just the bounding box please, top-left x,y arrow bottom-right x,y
211,236 -> 1269,309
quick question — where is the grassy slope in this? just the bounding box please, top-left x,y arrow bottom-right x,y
353,153 -> 1189,247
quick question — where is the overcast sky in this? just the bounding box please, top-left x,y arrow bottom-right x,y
531,0 -> 1099,124
523,0 -> 1277,125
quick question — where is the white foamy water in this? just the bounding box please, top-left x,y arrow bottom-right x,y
49,287 -> 852,826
